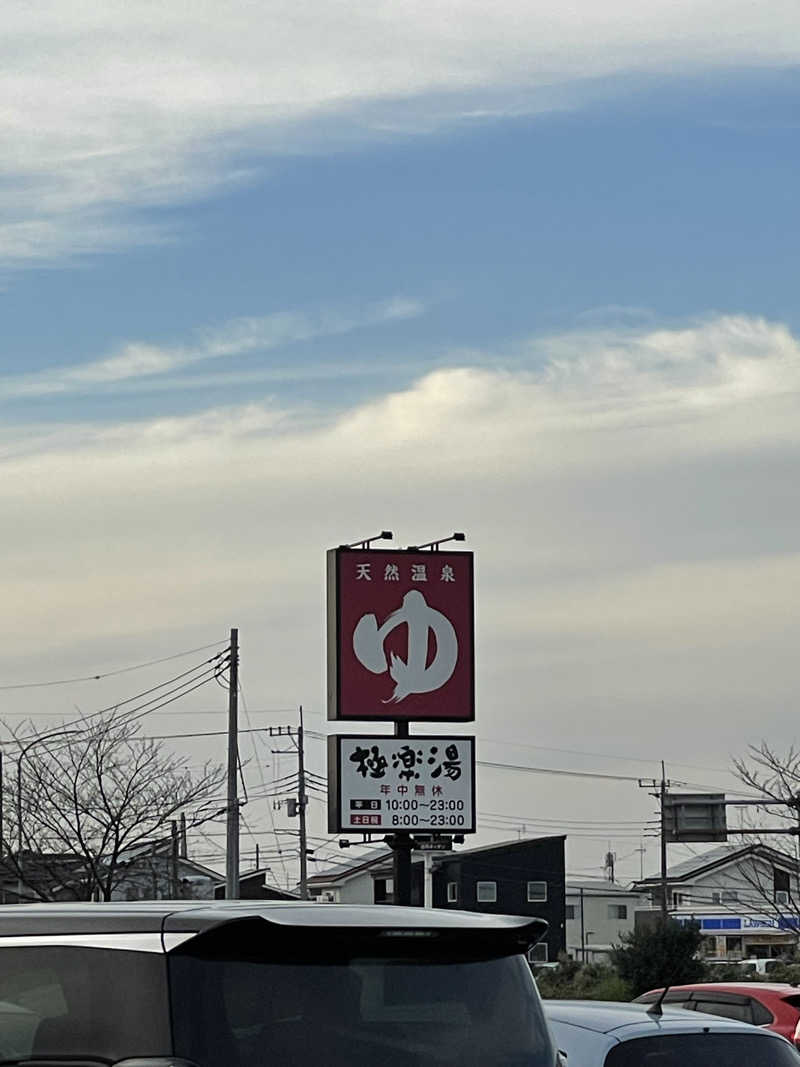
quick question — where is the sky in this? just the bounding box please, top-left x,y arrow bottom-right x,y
1,0 -> 799,889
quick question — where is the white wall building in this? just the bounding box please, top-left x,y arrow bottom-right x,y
566,879 -> 645,962
306,848 -> 392,904
633,843 -> 800,959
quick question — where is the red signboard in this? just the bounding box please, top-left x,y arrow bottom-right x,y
327,547 -> 474,721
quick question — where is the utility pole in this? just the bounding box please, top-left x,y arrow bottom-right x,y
225,628 -> 240,900
639,763 -> 672,922
297,706 -> 308,900
170,820 -> 180,898
636,841 -> 646,881
659,762 -> 668,921
270,719 -> 309,897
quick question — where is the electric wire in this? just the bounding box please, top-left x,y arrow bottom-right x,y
0,640 -> 229,691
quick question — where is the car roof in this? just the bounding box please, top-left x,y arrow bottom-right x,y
642,982 -> 800,998
0,900 -> 544,947
543,1000 -> 783,1038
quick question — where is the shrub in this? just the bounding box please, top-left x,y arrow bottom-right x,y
611,920 -> 705,997
534,956 -> 631,1001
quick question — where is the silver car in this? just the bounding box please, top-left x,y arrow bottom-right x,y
544,999 -> 800,1066
0,900 -> 560,1066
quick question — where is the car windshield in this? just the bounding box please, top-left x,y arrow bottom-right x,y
169,936 -> 555,1067
605,1033 -> 800,1067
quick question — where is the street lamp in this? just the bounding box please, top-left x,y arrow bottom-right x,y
16,728 -> 80,901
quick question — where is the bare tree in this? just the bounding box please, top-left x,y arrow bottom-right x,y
728,743 -> 800,947
2,711 -> 226,901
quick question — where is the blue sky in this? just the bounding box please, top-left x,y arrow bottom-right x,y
2,1 -> 799,883
3,67 -> 798,420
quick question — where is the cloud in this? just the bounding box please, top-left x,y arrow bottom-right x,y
0,297 -> 426,399
1,0 -> 798,267
4,309 -> 799,879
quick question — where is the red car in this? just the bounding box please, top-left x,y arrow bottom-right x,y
636,983 -> 800,1047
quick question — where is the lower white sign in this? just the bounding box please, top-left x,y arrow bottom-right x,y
328,735 -> 476,834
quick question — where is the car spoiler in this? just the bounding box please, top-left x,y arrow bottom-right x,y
162,909 -> 548,958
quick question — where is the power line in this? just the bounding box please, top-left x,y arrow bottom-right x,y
2,653 -> 229,751
142,726 -> 289,740
0,640 -> 228,691
477,759 -> 644,783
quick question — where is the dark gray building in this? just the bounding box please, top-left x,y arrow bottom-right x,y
434,836 -> 566,962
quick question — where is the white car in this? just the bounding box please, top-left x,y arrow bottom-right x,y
0,901 -> 561,1066
544,999 -> 800,1066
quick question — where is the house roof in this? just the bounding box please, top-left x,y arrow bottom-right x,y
439,835 -> 566,859
306,847 -> 391,885
116,840 -> 222,881
634,843 -> 799,887
307,835 -> 567,886
567,879 -> 643,896
212,868 -> 299,898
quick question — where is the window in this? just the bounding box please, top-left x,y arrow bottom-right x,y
608,904 -> 628,920
710,891 -> 721,904
605,1033 -> 800,1066
721,889 -> 738,903
374,878 -> 393,904
672,893 -> 686,906
776,890 -> 790,907
170,933 -> 560,1067
526,881 -> 547,903
774,868 -> 790,896
447,882 -> 459,903
0,946 -> 169,1061
565,904 -> 576,920
476,881 -> 497,903
693,996 -> 753,1024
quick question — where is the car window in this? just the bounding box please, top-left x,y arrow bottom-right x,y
170,931 -> 558,1067
636,991 -> 695,1009
692,997 -> 755,1024
752,998 -> 776,1026
0,945 -> 170,1062
604,1033 -> 800,1066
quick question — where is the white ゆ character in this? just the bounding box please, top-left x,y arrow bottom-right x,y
352,590 -> 458,703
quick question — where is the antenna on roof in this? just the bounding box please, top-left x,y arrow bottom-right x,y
646,986 -> 670,1016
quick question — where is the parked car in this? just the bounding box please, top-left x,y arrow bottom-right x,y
0,900 -> 560,1066
635,982 -> 800,1047
544,999 -> 800,1066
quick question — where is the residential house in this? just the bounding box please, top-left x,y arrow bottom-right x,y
213,867 -> 299,900
307,836 -> 566,962
434,837 -> 566,962
633,843 -> 800,959
0,841 -> 222,902
110,840 -> 222,900
307,848 -> 393,904
565,879 -> 645,962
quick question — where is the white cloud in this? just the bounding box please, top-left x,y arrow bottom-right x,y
0,297 -> 425,398
0,0 -> 798,266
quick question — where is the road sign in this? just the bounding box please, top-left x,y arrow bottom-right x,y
327,734 -> 476,834
327,547 -> 474,721
663,793 -> 728,842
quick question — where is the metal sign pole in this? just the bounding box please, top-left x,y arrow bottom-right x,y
392,720 -> 413,906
